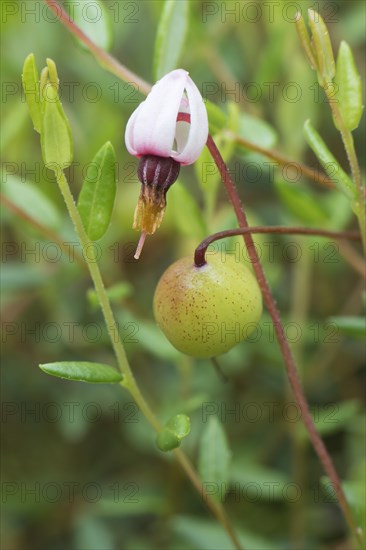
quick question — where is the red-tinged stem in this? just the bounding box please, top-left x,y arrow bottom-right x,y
43,0 -> 151,94
205,134 -> 362,546
194,226 -> 361,267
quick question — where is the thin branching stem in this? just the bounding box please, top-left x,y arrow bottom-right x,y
205,135 -> 362,546
53,169 -> 243,550
194,226 -> 361,267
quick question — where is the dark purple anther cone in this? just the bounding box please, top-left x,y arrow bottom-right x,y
137,155 -> 180,196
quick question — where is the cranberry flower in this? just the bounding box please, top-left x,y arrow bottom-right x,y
124,69 -> 208,259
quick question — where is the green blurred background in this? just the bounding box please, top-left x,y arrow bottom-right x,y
1,1 -> 365,549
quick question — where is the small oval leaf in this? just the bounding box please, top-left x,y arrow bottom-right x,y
41,84 -> 73,169
156,414 -> 191,452
39,361 -> 123,383
77,142 -> 116,241
198,417 -> 231,500
66,0 -> 113,51
166,414 -> 191,439
156,429 -> 181,452
22,53 -> 41,133
334,41 -> 363,132
153,0 -> 190,80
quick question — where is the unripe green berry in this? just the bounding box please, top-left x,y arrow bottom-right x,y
153,254 -> 262,358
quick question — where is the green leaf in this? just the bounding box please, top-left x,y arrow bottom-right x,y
195,128 -> 236,220
22,53 -> 41,133
327,316 -> 365,339
153,0 -> 190,80
77,142 -> 116,241
87,282 -> 133,308
39,361 -> 123,384
303,119 -> 356,199
237,112 -> 278,150
198,417 -> 231,500
156,430 -> 180,452
40,84 -> 73,169
66,0 -> 113,51
308,9 -> 335,86
230,459 -> 289,501
1,175 -> 61,230
46,58 -> 59,92
319,475 -> 366,528
171,516 -> 280,550
156,414 -> 191,452
298,400 -> 361,441
74,516 -> 114,550
294,12 -> 317,70
0,263 -> 49,293
206,100 -> 227,134
334,41 -> 363,131
166,414 -> 191,439
324,192 -> 353,230
274,180 -> 328,225
116,310 -> 180,361
169,181 -> 206,239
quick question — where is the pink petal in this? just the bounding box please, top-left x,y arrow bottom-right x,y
172,76 -> 208,165
125,103 -> 144,156
125,69 -> 188,158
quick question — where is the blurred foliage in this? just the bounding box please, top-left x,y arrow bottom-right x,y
1,1 -> 365,549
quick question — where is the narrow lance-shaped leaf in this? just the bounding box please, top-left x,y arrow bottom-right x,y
39,66 -> 49,102
294,12 -> 318,70
198,417 -> 231,501
334,41 -> 363,132
46,58 -> 59,92
39,361 -> 123,383
327,316 -> 365,339
303,119 -> 356,199
275,180 -> 329,226
65,0 -> 113,51
22,53 -> 41,133
153,0 -> 190,80
40,83 -> 73,169
77,142 -> 116,241
308,9 -> 335,86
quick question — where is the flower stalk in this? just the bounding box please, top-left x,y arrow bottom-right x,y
194,226 -> 361,267
53,167 -> 243,550
205,135 -> 362,547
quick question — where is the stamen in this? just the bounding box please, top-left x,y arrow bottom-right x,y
134,231 -> 148,260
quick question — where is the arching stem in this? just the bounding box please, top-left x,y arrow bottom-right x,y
205,135 -> 363,547
194,226 -> 361,267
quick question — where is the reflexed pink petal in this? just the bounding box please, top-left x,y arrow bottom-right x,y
172,76 -> 208,165
125,103 -> 144,156
126,69 -> 188,158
